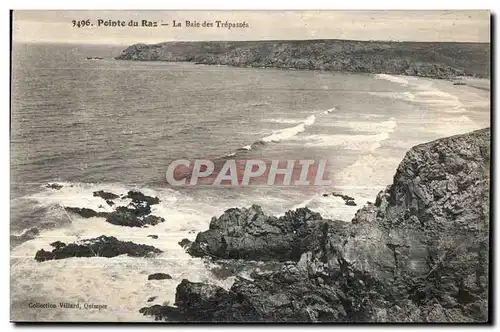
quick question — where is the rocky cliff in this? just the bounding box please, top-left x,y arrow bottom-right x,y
140,128 -> 490,322
115,40 -> 490,78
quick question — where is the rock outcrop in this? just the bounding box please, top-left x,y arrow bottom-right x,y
324,192 -> 357,206
64,190 -> 165,227
124,191 -> 160,205
115,40 -> 490,79
35,235 -> 162,262
148,273 -> 172,280
341,127 -> 490,322
183,205 -> 345,261
105,206 -> 164,227
141,128 -> 490,323
93,190 -> 119,200
46,183 -> 63,190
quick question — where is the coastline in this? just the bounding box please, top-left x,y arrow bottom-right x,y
10,42 -> 491,322
114,39 -> 490,79
11,128 -> 489,322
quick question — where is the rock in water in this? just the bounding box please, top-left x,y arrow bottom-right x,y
65,201 -> 164,227
105,206 -> 164,227
93,190 -> 119,200
331,192 -> 357,206
143,128 -> 490,323
34,235 -> 162,262
46,183 -> 63,190
65,207 -> 109,219
125,190 -> 160,205
148,273 -> 172,280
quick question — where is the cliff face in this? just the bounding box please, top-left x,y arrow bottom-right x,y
115,40 -> 490,78
140,128 -> 490,322
341,128 -> 490,321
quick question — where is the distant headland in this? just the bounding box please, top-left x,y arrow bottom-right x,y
115,39 -> 490,79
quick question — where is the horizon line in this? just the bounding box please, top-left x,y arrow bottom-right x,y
12,37 -> 492,46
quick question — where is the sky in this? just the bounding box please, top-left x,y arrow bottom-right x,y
13,10 -> 491,45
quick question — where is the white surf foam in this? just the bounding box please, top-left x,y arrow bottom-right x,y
290,116 -> 396,152
367,91 -> 416,103
263,118 -> 304,124
374,73 -> 410,86
321,107 -> 336,115
11,182 -> 241,321
316,117 -> 397,134
371,76 -> 471,116
289,192 -> 361,222
297,132 -> 389,152
261,115 -> 316,143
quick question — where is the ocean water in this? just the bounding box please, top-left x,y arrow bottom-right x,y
10,43 -> 490,321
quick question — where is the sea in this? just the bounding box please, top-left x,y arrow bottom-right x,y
10,42 -> 490,321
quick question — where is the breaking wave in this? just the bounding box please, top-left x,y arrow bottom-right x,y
374,73 -> 410,86
262,115 -> 316,143
228,113 -> 318,157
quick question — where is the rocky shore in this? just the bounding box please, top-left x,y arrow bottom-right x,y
65,190 -> 165,227
179,205 -> 341,261
140,128 -> 490,322
115,40 -> 490,78
31,128 -> 490,322
33,189 -> 165,262
35,235 -> 162,262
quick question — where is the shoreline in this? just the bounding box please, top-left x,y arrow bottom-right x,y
114,39 -> 490,80
121,58 -> 493,90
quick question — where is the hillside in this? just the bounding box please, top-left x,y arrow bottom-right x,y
116,39 -> 490,78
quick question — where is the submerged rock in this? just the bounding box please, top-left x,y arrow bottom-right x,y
331,192 -> 357,206
46,183 -> 63,190
93,190 -> 119,200
105,206 -> 164,227
34,235 -> 162,262
148,273 -> 172,280
64,207 -> 109,219
65,199 -> 164,228
124,191 -> 160,205
144,128 -> 490,323
148,235 -> 159,239
331,192 -> 355,201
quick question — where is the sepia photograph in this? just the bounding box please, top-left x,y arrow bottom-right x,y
10,9 -> 491,323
